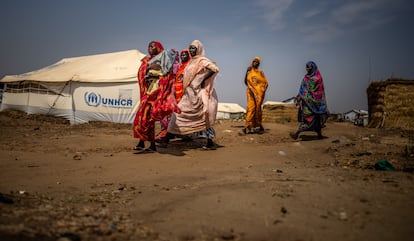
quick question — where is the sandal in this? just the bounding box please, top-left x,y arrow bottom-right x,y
134,147 -> 157,154
289,132 -> 299,140
144,148 -> 157,153
259,125 -> 265,132
238,128 -> 247,136
202,145 -> 217,150
133,146 -> 146,151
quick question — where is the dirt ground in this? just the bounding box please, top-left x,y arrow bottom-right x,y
0,109 -> 413,241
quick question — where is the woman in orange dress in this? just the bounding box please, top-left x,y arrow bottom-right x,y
243,56 -> 268,134
174,49 -> 191,103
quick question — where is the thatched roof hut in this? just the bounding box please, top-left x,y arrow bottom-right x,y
367,78 -> 414,130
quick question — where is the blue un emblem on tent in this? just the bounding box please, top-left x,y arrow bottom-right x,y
84,92 -> 101,107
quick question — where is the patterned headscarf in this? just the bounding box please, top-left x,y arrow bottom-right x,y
306,61 -> 318,76
298,61 -> 327,114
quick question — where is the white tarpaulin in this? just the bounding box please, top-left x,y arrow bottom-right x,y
216,102 -> 246,120
0,50 -> 146,124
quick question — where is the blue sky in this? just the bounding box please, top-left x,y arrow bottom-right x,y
1,0 -> 413,113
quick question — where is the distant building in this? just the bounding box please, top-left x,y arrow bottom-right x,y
343,109 -> 368,126
343,109 -> 368,121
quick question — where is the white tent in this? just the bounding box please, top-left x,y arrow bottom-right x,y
0,50 -> 146,124
216,102 -> 246,120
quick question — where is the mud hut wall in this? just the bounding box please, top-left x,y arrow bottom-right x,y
383,83 -> 414,129
262,103 -> 298,123
367,80 -> 414,129
367,84 -> 386,128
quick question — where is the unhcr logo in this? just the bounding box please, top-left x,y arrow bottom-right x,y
84,91 -> 133,108
84,92 -> 101,107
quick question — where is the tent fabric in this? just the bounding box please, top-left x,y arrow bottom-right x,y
0,50 -> 146,83
263,101 -> 285,105
216,103 -> 246,120
0,50 -> 146,124
217,102 -> 246,113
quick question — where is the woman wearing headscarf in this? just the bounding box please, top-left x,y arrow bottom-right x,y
290,61 -> 328,140
164,40 -> 220,150
155,49 -> 191,141
174,49 -> 191,103
133,41 -> 179,153
242,56 -> 268,134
